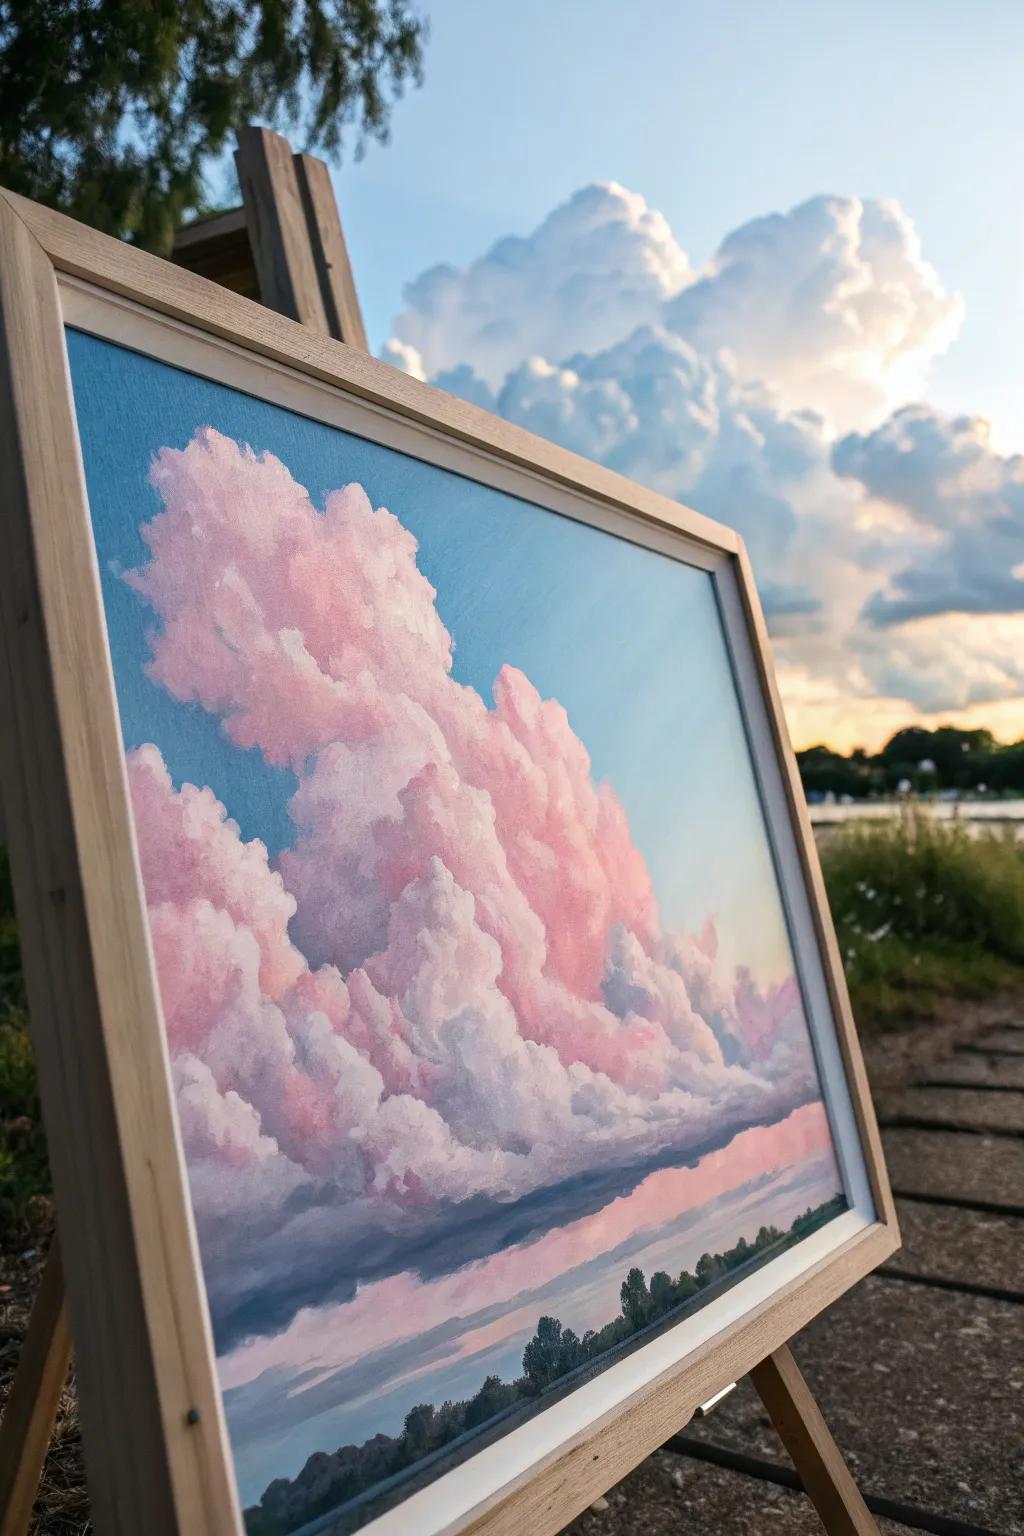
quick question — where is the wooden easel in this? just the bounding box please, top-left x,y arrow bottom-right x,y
0,128 -> 878,1536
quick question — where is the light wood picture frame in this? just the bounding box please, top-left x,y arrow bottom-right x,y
0,188 -> 899,1536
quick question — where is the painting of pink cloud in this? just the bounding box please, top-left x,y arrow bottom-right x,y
68,331 -> 849,1536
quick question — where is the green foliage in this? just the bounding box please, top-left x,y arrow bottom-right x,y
521,1313 -> 564,1392
798,723 -> 1024,797
0,0 -> 426,253
244,1194 -> 846,1534
798,743 -> 880,799
0,1005 -> 51,1230
619,1264 -> 649,1330
821,814 -> 1024,1027
0,850 -> 51,1233
0,844 -> 25,1011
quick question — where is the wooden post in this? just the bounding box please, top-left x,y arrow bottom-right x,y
750,1344 -> 880,1535
234,126 -> 332,332
0,1237 -> 73,1536
294,153 -> 369,350
234,127 -> 369,349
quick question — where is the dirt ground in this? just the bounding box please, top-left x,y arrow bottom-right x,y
0,1236 -> 88,1533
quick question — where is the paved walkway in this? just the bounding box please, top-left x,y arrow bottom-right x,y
568,1019 -> 1024,1536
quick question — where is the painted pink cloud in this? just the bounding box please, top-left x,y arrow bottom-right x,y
120,427 -> 832,1347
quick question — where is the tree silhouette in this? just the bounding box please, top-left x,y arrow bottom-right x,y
619,1266 -> 650,1329
464,1375 -> 515,1430
650,1270 -> 675,1311
696,1251 -> 725,1287
401,1402 -> 435,1456
679,1271 -> 700,1301
522,1315 -> 564,1393
558,1327 -> 585,1375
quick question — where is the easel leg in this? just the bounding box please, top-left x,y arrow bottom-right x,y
0,1235 -> 73,1536
750,1344 -> 879,1535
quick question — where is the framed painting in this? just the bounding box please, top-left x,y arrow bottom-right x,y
0,190 -> 898,1536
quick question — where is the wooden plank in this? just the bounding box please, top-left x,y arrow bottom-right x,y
173,206 -> 247,254
234,127 -> 330,331
172,207 -> 259,301
294,152 -> 369,348
0,1239 -> 72,1536
0,191 -> 241,1534
750,1344 -> 879,1536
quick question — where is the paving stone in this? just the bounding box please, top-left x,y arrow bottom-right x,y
973,1027 -> 1024,1054
887,1198 -> 1024,1293
686,1275 -> 1024,1533
925,1052 -> 1024,1089
883,1125 -> 1024,1206
563,1446 -> 912,1536
860,998 -> 1024,1093
879,1084 -> 1024,1134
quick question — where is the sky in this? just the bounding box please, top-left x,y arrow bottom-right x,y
306,0 -> 1024,752
332,0 -> 1024,441
66,327 -> 844,1516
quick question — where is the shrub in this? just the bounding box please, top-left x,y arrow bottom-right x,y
821,812 -> 1024,1027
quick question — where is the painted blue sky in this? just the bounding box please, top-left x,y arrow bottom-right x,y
67,326 -> 796,982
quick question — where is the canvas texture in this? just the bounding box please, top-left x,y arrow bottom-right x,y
66,328 -> 845,1536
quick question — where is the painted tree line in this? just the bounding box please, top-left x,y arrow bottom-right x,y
245,1194 -> 846,1535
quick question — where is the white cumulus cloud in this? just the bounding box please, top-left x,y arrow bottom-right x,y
387,182 -> 691,389
382,181 -> 1024,729
834,404 -> 1024,624
666,195 -> 962,433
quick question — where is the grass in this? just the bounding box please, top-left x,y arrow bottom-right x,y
820,812 -> 1024,1028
